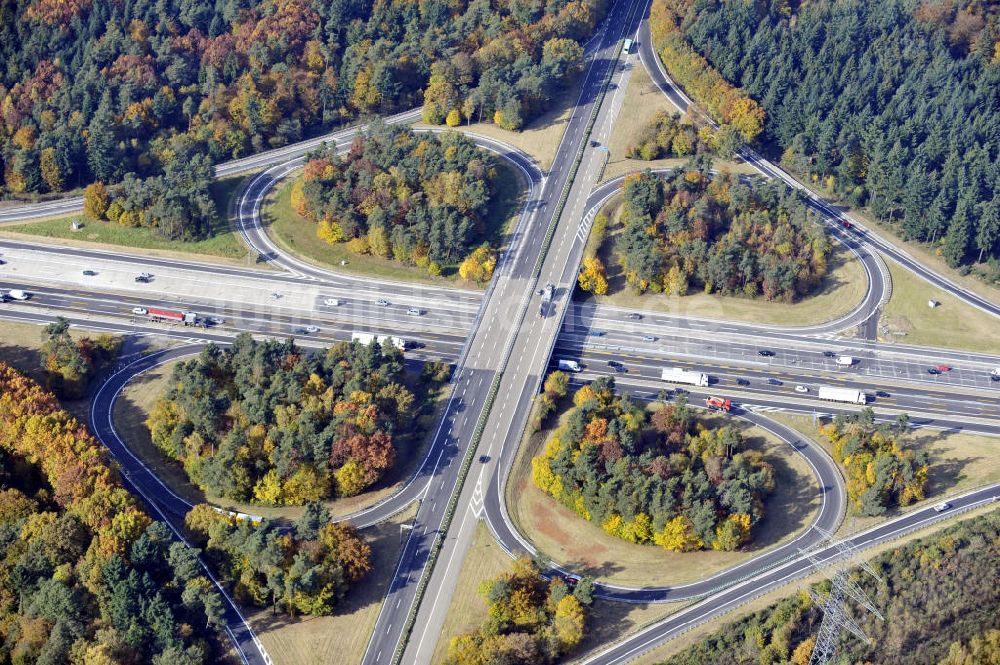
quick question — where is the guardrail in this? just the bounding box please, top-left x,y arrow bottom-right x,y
583,489 -> 999,664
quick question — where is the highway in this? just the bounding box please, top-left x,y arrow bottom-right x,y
635,17 -> 1000,322
582,483 -> 1000,665
0,0 -> 995,661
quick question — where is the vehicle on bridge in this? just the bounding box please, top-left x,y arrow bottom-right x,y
835,355 -> 855,366
147,307 -> 198,325
704,396 -> 731,412
539,283 -> 554,318
6,289 -> 29,300
351,331 -> 406,350
557,359 -> 581,372
991,368 -> 1000,381
817,385 -> 868,405
660,367 -> 709,387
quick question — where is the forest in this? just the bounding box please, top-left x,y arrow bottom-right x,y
627,111 -> 723,162
146,333 -> 437,506
0,0 -> 604,198
600,166 -> 829,302
821,410 -> 928,516
0,362 -> 227,664
185,502 -> 370,617
445,556 -> 595,664
651,0 -> 1000,276
293,123 -> 499,273
532,378 -> 775,552
658,511 -> 1000,665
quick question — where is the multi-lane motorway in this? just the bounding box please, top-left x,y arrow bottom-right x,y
1,0 -> 999,663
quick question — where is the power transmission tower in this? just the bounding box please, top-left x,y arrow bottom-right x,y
801,528 -> 885,665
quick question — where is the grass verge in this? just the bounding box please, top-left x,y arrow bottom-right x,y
251,502 -> 419,665
0,176 -> 250,261
506,404 -> 820,588
263,160 -> 524,288
879,259 -> 1000,353
587,197 -> 867,327
112,356 -> 453,522
601,64 -> 755,183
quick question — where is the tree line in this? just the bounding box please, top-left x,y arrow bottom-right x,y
657,511 -> 1000,665
599,165 -> 829,303
445,556 -> 595,664
821,409 -> 927,516
184,502 -> 370,617
292,122 -> 499,276
653,0 -> 1000,276
532,378 -> 775,552
146,333 -> 442,506
0,362 -> 227,664
0,0 -> 605,200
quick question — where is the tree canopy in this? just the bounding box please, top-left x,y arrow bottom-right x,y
612,166 -> 829,302
147,333 -> 429,505
652,0 -> 1000,276
532,379 -> 775,552
0,362 -> 225,663
294,122 -> 500,273
445,556 -> 595,665
0,0 -> 605,198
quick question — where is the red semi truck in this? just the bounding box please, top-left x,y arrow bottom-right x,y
704,396 -> 732,412
147,307 -> 199,325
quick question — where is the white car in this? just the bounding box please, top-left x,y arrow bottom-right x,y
375,299 -> 390,307
324,298 -> 341,306
7,289 -> 29,300
933,502 -> 951,513
794,385 -> 808,394
407,307 -> 423,316
304,325 -> 320,333
132,307 -> 148,316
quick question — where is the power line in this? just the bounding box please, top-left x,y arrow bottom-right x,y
801,528 -> 885,665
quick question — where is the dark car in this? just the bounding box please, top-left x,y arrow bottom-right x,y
135,275 -> 151,283
927,367 -> 941,375
625,313 -> 643,321
875,390 -> 890,398
736,377 -> 751,386
758,350 -> 775,357
767,378 -> 782,385
607,360 -> 626,373
82,269 -> 97,276
822,351 -> 837,358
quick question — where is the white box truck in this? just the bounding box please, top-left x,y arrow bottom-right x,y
660,367 -> 709,387
835,355 -> 854,367
351,332 -> 406,350
7,289 -> 29,300
817,386 -> 867,405
557,359 -> 581,372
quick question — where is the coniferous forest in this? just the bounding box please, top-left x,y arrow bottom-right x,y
651,0 -> 1000,275
0,0 -> 605,199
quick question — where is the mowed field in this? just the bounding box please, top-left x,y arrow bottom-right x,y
879,259 -> 1000,353
1,175 -> 251,262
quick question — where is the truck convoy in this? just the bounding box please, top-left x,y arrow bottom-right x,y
147,307 -> 199,325
557,359 -> 581,372
660,367 -> 710,387
704,397 -> 731,412
539,283 -> 554,318
817,386 -> 867,405
351,332 -> 407,350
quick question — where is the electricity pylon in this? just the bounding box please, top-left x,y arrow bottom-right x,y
801,528 -> 885,665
